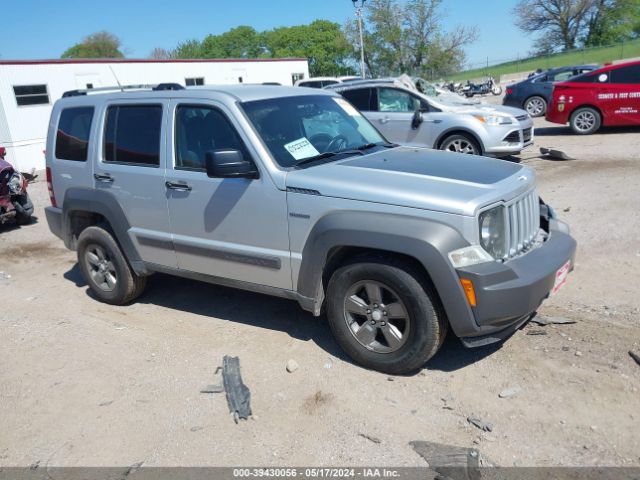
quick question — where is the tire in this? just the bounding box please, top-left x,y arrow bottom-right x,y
570,107 -> 601,135
492,85 -> 503,96
326,257 -> 447,374
13,193 -> 33,225
524,96 -> 547,117
77,226 -> 147,305
439,133 -> 481,155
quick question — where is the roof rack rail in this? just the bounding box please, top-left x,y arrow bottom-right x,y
62,83 -> 185,98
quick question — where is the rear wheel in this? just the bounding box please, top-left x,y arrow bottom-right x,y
440,134 -> 481,155
326,257 -> 446,374
570,107 -> 601,135
77,226 -> 146,305
524,96 -> 547,117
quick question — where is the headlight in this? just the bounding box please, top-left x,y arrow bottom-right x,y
473,114 -> 514,125
479,206 -> 507,259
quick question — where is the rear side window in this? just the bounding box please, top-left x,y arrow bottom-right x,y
341,88 -> 377,111
104,105 -> 162,166
610,65 -> 640,84
55,107 -> 94,161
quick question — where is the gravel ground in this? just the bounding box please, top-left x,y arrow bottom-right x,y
1,112 -> 639,468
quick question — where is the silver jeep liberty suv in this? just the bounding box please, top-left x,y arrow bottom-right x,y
45,83 -> 576,374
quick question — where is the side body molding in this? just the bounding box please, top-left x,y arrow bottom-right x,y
295,212 -> 480,337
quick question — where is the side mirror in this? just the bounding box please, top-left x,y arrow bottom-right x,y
205,149 -> 258,179
0,147 -> 6,159
411,110 -> 423,130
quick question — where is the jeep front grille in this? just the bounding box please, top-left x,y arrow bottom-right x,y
505,189 -> 540,258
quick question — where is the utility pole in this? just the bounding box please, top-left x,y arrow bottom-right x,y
352,0 -> 367,78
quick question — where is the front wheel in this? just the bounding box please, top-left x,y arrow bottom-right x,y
440,134 -> 481,155
326,258 -> 446,374
570,107 -> 601,135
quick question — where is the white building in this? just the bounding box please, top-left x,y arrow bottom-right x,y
0,58 -> 309,172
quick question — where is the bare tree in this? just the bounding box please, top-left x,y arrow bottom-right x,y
514,0 -> 596,51
148,47 -> 172,60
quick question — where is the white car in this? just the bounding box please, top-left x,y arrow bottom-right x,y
294,76 -> 361,88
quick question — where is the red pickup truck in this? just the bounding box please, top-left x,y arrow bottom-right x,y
546,60 -> 640,134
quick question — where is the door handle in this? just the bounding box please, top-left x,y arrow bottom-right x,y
94,173 -> 114,183
379,116 -> 390,124
165,181 -> 192,192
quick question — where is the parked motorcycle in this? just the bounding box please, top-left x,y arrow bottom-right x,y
0,147 -> 34,225
461,76 -> 503,97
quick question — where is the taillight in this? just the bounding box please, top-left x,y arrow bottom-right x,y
506,88 -> 513,95
46,167 -> 57,207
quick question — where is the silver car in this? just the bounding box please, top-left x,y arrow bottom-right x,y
327,78 -> 534,157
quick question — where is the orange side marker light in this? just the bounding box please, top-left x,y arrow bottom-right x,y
460,278 -> 477,307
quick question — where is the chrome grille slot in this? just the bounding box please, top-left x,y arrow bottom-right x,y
506,189 -> 540,259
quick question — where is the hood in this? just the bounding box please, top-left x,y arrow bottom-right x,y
285,147 -> 535,216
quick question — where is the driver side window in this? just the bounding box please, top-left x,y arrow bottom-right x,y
378,88 -> 421,112
175,105 -> 249,171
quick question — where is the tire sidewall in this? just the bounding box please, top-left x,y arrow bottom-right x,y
77,226 -> 135,304
570,107 -> 601,135
326,261 -> 441,374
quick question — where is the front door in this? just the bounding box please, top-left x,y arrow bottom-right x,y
165,100 -> 292,289
366,87 -> 438,148
604,64 -> 640,126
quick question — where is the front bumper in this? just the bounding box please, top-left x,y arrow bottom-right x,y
456,220 -> 576,344
483,119 -> 535,156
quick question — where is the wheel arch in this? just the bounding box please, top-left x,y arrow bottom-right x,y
296,211 -> 480,337
61,188 -> 147,275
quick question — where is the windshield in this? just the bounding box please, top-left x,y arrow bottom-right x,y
241,95 -> 386,167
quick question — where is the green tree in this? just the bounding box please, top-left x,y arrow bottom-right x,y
263,20 -> 354,76
173,39 -> 204,58
62,31 -> 124,58
345,0 -> 477,78
583,0 -> 640,46
200,26 -> 264,58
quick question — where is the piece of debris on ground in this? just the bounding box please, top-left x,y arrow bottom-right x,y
410,440 -> 494,480
221,356 -> 252,423
526,329 -> 548,335
286,359 -> 299,373
540,147 -> 574,161
467,416 -> 493,432
530,315 -> 576,326
358,433 -> 381,444
498,387 -> 521,399
629,351 -> 640,367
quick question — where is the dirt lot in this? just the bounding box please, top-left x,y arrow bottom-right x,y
1,114 -> 639,469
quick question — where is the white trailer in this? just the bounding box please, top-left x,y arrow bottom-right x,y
0,58 -> 309,172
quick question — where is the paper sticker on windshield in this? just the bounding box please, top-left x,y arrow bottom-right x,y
333,97 -> 361,117
284,137 -> 320,160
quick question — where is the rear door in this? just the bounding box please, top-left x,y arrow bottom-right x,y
605,64 -> 640,126
93,100 -> 177,268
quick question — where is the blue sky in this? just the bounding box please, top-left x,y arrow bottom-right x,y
2,0 -> 532,68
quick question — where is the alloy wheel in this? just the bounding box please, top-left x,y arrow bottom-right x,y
343,280 -> 410,354
85,244 -> 117,292
443,138 -> 477,155
526,98 -> 545,116
574,111 -> 596,132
